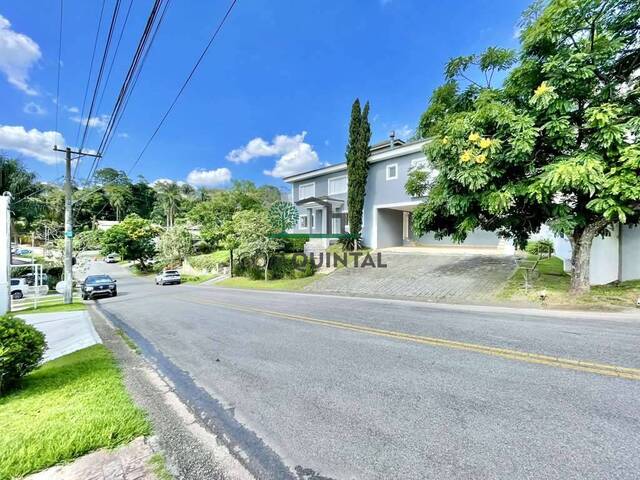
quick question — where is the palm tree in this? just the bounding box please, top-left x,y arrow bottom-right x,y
105,184 -> 133,221
156,181 -> 181,227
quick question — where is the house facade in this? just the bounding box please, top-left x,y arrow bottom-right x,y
284,137 -> 511,253
284,136 -> 640,286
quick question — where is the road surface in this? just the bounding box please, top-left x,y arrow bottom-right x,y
85,261 -> 640,480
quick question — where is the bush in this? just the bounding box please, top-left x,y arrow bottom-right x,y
526,239 -> 554,256
338,234 -> 364,251
236,253 -> 315,280
188,251 -> 230,271
0,315 -> 47,395
280,236 -> 308,253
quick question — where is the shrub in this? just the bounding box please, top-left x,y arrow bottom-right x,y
338,234 -> 364,251
280,236 -> 309,253
188,251 -> 230,271
236,253 -> 315,280
0,315 -> 47,395
526,239 -> 554,257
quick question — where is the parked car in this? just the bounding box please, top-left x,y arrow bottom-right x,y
22,272 -> 49,287
81,275 -> 117,300
15,248 -> 32,256
155,270 -> 181,286
10,278 -> 29,299
104,253 -> 120,263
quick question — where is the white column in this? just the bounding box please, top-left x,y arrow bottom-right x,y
0,195 -> 11,315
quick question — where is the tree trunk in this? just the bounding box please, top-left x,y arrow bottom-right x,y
264,254 -> 269,282
229,249 -> 234,278
569,220 -> 609,294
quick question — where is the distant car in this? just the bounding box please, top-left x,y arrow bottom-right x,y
155,270 -> 181,286
104,253 -> 120,263
10,278 -> 29,299
15,248 -> 32,256
81,274 -> 117,300
22,272 -> 49,287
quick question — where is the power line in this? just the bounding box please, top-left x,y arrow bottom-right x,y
127,0 -> 239,176
54,0 -> 64,178
84,0 -> 168,185
74,0 -> 106,147
77,0 -> 122,153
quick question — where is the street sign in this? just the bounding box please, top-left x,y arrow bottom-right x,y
65,231 -> 73,238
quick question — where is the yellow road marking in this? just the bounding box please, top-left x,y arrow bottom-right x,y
181,297 -> 640,381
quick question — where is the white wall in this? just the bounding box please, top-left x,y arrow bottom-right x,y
621,225 -> 640,281
552,226 -> 620,285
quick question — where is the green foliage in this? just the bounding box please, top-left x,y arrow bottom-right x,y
188,250 -> 230,271
236,253 -> 315,280
525,239 -> 555,256
233,209 -> 282,280
74,229 -> 104,251
346,99 -> 372,238
410,0 -> 640,291
101,214 -> 160,267
0,315 -> 47,395
158,225 -> 192,265
269,201 -> 299,232
1,156 -> 41,230
280,235 -> 309,253
338,234 -> 364,251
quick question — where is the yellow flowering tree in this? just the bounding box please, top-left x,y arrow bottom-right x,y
409,0 -> 640,293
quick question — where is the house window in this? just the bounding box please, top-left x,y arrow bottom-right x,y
386,163 -> 398,180
299,182 -> 315,200
328,175 -> 347,195
299,214 -> 314,229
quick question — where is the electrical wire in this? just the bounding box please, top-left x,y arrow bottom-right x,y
127,0 -> 239,176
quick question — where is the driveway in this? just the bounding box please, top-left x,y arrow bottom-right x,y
306,252 -> 516,301
85,261 -> 640,480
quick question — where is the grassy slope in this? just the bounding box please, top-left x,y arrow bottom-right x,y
217,274 -> 322,291
13,296 -> 86,314
499,256 -> 640,309
0,345 -> 150,479
181,273 -> 218,285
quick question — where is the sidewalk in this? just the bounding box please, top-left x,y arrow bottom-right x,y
19,310 -> 101,362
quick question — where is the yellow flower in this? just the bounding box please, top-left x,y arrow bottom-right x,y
479,138 -> 492,149
441,136 -> 449,145
534,81 -> 554,97
475,154 -> 487,164
460,150 -> 473,163
468,132 -> 481,143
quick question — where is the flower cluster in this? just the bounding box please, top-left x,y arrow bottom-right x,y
459,132 -> 493,164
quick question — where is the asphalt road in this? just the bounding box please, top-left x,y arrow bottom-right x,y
85,261 -> 640,480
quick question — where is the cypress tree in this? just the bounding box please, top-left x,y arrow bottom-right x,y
346,99 -> 371,245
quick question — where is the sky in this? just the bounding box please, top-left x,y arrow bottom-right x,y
0,0 -> 529,189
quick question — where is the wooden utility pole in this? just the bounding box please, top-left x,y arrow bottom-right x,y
53,146 -> 101,304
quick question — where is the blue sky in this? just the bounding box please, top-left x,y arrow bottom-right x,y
0,0 -> 528,188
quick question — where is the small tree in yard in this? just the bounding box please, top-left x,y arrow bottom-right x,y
233,210 -> 282,281
409,0 -> 640,293
159,225 -> 192,266
346,99 -> 372,245
101,214 -> 160,269
0,315 -> 46,395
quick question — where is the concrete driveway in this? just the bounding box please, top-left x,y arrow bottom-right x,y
86,261 -> 640,480
307,252 -> 516,301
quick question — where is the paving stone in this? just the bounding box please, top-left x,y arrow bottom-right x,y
306,253 -> 516,302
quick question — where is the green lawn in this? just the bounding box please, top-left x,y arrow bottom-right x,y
0,345 -> 151,479
217,274 -> 322,291
13,296 -> 86,314
499,255 -> 640,309
181,273 -> 218,285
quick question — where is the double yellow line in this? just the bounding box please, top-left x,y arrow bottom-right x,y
182,296 -> 640,381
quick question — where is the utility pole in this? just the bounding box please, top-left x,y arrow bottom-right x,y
53,146 -> 101,304
0,193 -> 10,315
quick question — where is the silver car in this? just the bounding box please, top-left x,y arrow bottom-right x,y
155,270 -> 181,286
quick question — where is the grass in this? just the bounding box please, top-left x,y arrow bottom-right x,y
13,295 -> 86,314
498,255 -> 640,309
116,329 -> 141,354
148,454 -> 174,480
217,274 -> 322,291
0,345 -> 150,479
181,273 -> 218,285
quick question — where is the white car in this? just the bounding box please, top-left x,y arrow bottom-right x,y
10,278 -> 29,299
155,270 -> 181,286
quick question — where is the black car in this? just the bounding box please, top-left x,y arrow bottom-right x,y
81,274 -> 117,300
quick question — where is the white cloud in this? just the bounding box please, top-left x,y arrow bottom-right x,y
70,114 -> 110,130
227,131 -> 321,178
117,132 -> 129,139
0,15 -> 41,95
66,105 -> 79,113
0,125 -> 64,164
186,168 -> 232,187
23,102 -> 46,115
